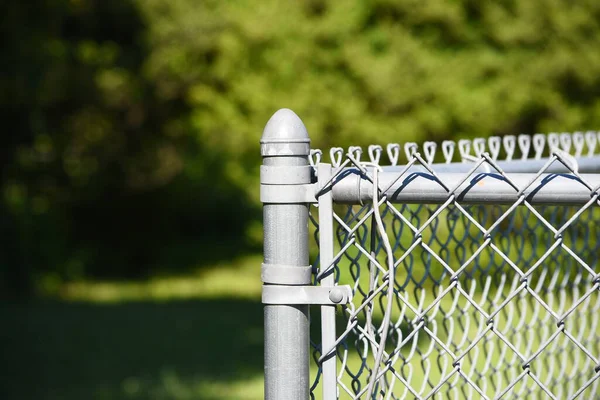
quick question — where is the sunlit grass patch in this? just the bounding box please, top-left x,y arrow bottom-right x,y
51,254 -> 263,303
117,370 -> 263,400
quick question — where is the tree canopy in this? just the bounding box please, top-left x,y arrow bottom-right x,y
2,0 -> 600,297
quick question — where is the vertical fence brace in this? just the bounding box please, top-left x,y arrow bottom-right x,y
318,163 -> 339,400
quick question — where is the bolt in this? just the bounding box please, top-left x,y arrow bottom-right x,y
329,288 -> 345,304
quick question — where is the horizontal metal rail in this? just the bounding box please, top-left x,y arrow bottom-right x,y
327,171 -> 600,205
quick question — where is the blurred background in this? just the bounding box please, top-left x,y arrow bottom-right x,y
1,0 -> 600,398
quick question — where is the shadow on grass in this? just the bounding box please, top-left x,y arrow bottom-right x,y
0,298 -> 263,400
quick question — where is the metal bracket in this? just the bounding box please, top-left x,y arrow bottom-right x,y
262,285 -> 353,305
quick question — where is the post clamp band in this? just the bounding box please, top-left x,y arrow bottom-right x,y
261,263 -> 313,285
262,285 -> 352,305
260,183 -> 317,203
260,165 -> 313,185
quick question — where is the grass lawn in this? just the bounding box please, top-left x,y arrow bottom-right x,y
2,239 -> 598,399
0,255 -> 265,400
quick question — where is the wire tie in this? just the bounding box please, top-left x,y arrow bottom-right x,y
553,232 -> 563,240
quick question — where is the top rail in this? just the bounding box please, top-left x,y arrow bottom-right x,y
327,171 -> 600,205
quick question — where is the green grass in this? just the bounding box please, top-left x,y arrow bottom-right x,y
0,255 -> 265,400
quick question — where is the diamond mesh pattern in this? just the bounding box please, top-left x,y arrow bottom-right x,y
308,140 -> 600,400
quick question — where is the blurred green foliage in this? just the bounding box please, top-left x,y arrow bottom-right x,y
2,0 -> 600,298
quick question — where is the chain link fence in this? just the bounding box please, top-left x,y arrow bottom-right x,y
260,109 -> 600,400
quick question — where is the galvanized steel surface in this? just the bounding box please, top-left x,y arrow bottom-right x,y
262,109 -> 600,400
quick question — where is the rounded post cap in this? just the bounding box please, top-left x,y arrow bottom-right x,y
261,108 -> 310,156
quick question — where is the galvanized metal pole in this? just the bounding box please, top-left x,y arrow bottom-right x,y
261,109 -> 311,400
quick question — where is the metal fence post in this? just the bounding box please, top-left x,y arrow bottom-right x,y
261,109 -> 311,399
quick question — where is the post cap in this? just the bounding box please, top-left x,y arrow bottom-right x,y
261,108 -> 310,156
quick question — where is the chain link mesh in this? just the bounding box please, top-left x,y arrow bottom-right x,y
308,133 -> 600,399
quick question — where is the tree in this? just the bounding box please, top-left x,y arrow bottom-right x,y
2,0 -> 600,297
